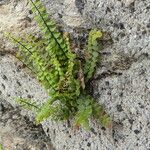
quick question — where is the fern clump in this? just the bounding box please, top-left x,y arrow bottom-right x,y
7,0 -> 111,129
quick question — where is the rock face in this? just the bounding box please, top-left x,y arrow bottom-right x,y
0,0 -> 150,150
0,99 -> 54,150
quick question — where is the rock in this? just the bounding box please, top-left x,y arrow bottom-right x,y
0,0 -> 38,53
0,103 -> 5,112
0,0 -> 150,150
124,0 -> 135,7
0,0 -> 10,6
41,0 -> 84,27
0,99 -> 54,150
62,0 -> 84,27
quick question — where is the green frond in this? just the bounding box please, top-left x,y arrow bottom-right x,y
84,29 -> 103,81
36,103 -> 55,123
0,144 -> 3,150
36,99 -> 71,123
75,96 -> 93,129
91,100 -> 112,127
28,0 -> 69,72
16,98 -> 39,111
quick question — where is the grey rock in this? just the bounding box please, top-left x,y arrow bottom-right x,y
123,0 -> 135,7
41,0 -> 84,27
0,99 -> 54,150
0,0 -> 150,150
0,0 -> 10,5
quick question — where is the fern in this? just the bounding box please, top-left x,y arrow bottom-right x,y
0,144 -> 3,150
84,29 -> 103,81
7,0 -> 111,129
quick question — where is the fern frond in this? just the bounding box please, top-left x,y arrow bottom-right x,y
75,96 -> 93,129
91,100 -> 111,128
29,0 -> 69,74
16,98 -> 39,111
8,33 -> 59,90
84,29 -> 103,81
0,144 -> 3,150
36,99 -> 71,123
36,103 -> 55,123
75,95 -> 112,129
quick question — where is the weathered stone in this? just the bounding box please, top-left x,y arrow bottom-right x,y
0,99 -> 54,150
0,0 -> 38,53
0,0 -> 150,150
123,0 -> 135,7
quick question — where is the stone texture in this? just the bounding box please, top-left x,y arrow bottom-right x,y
41,0 -> 84,27
0,0 -> 38,54
0,99 -> 54,150
0,0 -> 150,150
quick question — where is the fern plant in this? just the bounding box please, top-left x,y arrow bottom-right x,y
7,0 -> 111,129
0,144 -> 3,150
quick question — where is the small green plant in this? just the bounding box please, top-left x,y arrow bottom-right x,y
7,0 -> 111,129
0,144 -> 3,150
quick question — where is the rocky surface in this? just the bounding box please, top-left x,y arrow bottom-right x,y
0,0 -> 150,150
0,98 -> 54,150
